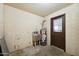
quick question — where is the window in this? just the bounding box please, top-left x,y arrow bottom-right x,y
53,17 -> 62,32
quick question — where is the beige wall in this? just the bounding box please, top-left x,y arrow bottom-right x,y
0,3 -> 3,39
45,4 -> 79,55
4,5 -> 44,52
0,4 -> 9,55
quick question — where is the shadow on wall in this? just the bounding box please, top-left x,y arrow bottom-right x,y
0,37 -> 9,56
0,45 -> 3,56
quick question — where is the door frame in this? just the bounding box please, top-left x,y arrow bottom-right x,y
50,14 -> 66,52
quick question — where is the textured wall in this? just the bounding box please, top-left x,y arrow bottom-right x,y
0,3 -> 3,39
4,5 -> 44,52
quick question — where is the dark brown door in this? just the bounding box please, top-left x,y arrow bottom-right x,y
51,14 -> 65,51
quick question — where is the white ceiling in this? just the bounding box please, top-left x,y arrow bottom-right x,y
5,3 -> 72,17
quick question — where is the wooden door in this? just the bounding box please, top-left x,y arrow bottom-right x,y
51,14 -> 65,51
